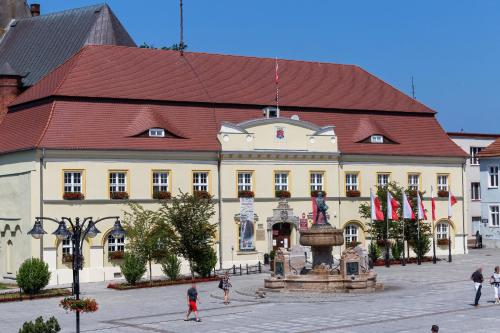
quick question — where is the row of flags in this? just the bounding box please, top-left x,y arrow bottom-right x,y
370,188 -> 457,222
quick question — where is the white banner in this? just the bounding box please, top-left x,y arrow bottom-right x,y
240,197 -> 255,250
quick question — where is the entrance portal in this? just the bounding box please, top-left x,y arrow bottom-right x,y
273,223 -> 291,251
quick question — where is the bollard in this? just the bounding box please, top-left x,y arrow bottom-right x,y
233,264 -> 236,275
448,235 -> 452,263
240,264 -> 242,275
258,261 -> 262,273
246,264 -> 249,274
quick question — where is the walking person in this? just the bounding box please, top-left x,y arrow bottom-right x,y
222,270 -> 232,305
471,267 -> 484,307
184,283 -> 201,322
490,266 -> 500,304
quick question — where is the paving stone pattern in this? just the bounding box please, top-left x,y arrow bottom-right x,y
2,249 -> 500,332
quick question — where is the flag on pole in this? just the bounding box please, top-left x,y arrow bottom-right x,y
431,187 -> 436,222
402,192 -> 415,219
417,193 -> 427,220
448,190 -> 457,218
275,57 -> 279,84
371,188 -> 384,220
275,57 -> 279,109
387,191 -> 399,220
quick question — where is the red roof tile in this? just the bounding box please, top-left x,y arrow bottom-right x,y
478,138 -> 500,157
12,45 -> 435,114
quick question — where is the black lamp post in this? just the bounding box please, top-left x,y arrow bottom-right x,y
28,216 -> 125,333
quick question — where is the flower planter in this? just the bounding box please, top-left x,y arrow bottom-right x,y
437,190 -> 449,198
108,251 -> 125,260
62,254 -> 73,263
347,241 -> 361,248
275,190 -> 291,198
153,191 -> 171,200
194,190 -> 211,199
238,190 -> 255,198
107,276 -> 220,290
60,297 -> 98,313
110,191 -> 129,200
63,192 -> 84,200
311,190 -> 327,198
346,190 -> 360,197
437,238 -> 450,246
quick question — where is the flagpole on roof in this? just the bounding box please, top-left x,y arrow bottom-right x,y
275,57 -> 279,114
180,0 -> 184,56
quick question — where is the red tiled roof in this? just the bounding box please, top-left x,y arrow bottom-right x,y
478,138 -> 500,158
12,45 -> 435,113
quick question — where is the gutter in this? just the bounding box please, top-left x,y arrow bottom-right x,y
462,160 -> 466,254
217,152 -> 223,269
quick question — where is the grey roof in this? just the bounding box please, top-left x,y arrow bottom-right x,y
0,0 -> 31,37
0,3 -> 136,86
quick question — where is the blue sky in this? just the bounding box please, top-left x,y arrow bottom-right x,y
38,0 -> 500,133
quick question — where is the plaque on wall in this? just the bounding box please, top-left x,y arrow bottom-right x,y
346,262 -> 359,275
256,229 -> 266,241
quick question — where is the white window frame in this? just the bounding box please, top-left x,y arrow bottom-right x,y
377,173 -> 390,188
62,238 -> 73,255
346,173 -> 358,191
436,223 -> 449,240
109,172 -> 127,193
149,128 -> 165,137
437,175 -> 449,192
408,174 -> 420,191
274,172 -> 289,191
153,171 -> 169,193
310,172 -> 324,192
345,224 -> 359,244
370,135 -> 384,143
64,171 -> 82,193
237,172 -> 252,191
471,182 -> 481,201
470,147 -> 483,165
489,166 -> 499,188
490,205 -> 500,227
108,234 -> 125,252
193,172 -> 209,192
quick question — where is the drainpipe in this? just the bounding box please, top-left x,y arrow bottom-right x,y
462,160 -> 466,254
217,152 -> 223,269
39,148 -> 45,260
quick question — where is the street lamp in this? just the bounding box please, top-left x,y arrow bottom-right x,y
27,216 -> 125,333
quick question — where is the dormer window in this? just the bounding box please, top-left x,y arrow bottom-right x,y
370,135 -> 384,143
263,106 -> 279,118
149,128 -> 165,137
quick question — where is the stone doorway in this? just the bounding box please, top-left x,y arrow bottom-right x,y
273,223 -> 292,251
267,199 -> 300,252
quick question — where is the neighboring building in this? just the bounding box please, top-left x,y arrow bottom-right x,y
0,45 -> 468,284
478,139 -> 500,247
448,132 -> 500,241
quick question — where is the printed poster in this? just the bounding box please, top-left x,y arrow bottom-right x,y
240,197 -> 255,250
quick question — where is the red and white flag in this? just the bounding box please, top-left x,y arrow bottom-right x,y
371,188 -> 384,221
448,190 -> 457,218
417,193 -> 427,220
387,191 -> 399,220
275,57 -> 279,84
402,192 -> 415,219
431,187 -> 436,222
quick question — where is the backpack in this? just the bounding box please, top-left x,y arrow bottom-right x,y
218,279 -> 223,289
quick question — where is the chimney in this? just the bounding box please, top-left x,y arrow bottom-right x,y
30,4 -> 41,17
0,63 -> 22,124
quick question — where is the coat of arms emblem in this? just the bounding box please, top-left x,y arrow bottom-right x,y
276,127 -> 285,140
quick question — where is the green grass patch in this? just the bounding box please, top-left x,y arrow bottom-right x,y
0,288 -> 71,303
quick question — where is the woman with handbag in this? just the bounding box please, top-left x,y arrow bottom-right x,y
490,266 -> 500,304
221,270 -> 232,305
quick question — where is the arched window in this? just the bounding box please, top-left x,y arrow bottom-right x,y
345,224 -> 359,244
108,234 -> 125,252
436,223 -> 449,239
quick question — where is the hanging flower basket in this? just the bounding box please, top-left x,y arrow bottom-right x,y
238,190 -> 255,198
311,190 -> 327,198
108,251 -> 125,260
110,191 -> 129,200
275,190 -> 291,198
346,190 -> 360,197
60,297 -> 98,313
63,192 -> 85,200
193,190 -> 211,199
437,238 -> 450,246
62,254 -> 73,263
153,191 -> 171,200
437,190 -> 449,198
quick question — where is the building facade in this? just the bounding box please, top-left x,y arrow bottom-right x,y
0,46 -> 468,284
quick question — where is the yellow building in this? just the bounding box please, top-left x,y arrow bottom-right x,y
0,46 -> 468,284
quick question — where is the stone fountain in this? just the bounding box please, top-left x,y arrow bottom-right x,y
264,192 -> 382,293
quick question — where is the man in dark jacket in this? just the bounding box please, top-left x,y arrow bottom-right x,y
471,267 -> 484,307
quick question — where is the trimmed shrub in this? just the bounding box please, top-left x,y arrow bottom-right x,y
16,258 -> 51,295
120,253 -> 146,285
192,247 -> 217,278
391,241 -> 403,260
18,316 -> 60,333
368,242 -> 381,262
413,234 -> 431,259
161,254 -> 182,280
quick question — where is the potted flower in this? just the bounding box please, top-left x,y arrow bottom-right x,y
62,254 -> 73,263
275,190 -> 291,198
108,251 -> 125,260
60,297 -> 98,313
63,192 -> 84,200
347,240 -> 361,248
110,191 -> 129,200
153,191 -> 171,200
346,190 -> 361,197
311,190 -> 327,198
437,238 -> 450,246
437,190 -> 449,198
238,190 -> 255,198
193,190 -> 211,199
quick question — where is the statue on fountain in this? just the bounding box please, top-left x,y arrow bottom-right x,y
315,191 -> 329,225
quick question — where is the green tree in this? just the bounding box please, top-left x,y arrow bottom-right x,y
161,254 -> 182,280
123,203 -> 177,285
18,316 -> 60,333
160,191 -> 217,277
16,258 -> 51,295
139,42 -> 188,51
120,253 -> 147,285
192,246 -> 217,278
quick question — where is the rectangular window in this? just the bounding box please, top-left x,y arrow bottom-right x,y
377,173 -> 390,188
108,234 -> 125,252
436,223 -> 449,240
193,172 -> 209,192
310,172 -> 324,192
370,135 -> 384,143
490,206 -> 500,226
274,172 -> 289,191
62,239 -> 73,255
109,172 -> 127,193
64,171 -> 82,193
408,174 -> 420,191
470,147 -> 484,165
489,166 -> 499,188
437,175 -> 449,192
152,171 -> 169,193
471,182 -> 481,201
149,128 -> 165,137
237,172 -> 253,191
346,173 -> 358,191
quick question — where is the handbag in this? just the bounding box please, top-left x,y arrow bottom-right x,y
218,279 -> 223,289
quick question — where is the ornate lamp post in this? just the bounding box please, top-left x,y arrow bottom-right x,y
28,216 -> 125,333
